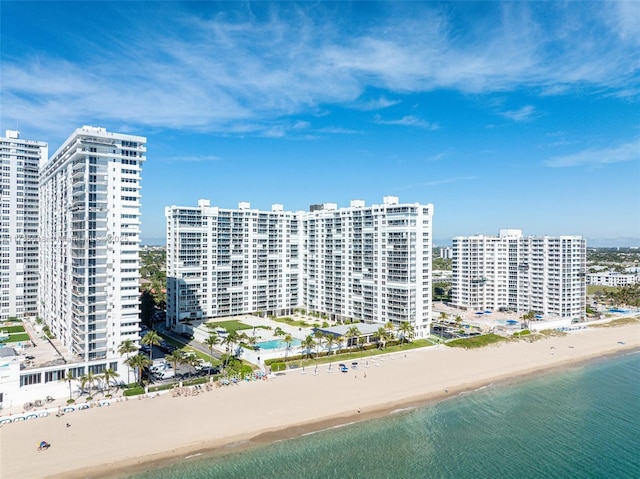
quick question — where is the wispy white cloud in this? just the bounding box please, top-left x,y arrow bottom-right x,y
398,176 -> 477,190
373,114 -> 440,130
545,137 -> 640,167
499,105 -> 536,122
352,96 -> 401,111
314,126 -> 361,135
425,151 -> 451,162
2,2 -> 639,141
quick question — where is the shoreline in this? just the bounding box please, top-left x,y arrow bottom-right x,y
1,322 -> 638,479
98,345 -> 640,479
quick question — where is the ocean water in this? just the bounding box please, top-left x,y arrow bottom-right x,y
126,352 -> 640,479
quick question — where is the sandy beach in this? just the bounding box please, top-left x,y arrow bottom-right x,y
1,323 -> 638,479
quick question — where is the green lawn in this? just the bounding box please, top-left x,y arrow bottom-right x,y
206,320 -> 254,334
446,334 -> 509,349
5,333 -> 30,343
273,317 -> 314,328
590,317 -> 639,328
273,339 -> 434,368
0,325 -> 26,334
587,285 -> 619,295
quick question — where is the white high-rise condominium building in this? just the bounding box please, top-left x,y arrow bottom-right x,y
303,197 -> 433,337
165,200 -> 300,327
0,130 -> 48,321
39,126 -> 145,361
166,196 -> 434,337
451,229 -> 586,320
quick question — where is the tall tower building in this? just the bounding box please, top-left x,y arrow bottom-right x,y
301,197 -> 433,336
39,126 -> 146,361
166,196 -> 434,338
451,229 -> 586,320
165,200 -> 301,327
0,130 -> 47,321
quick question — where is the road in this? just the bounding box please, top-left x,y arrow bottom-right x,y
154,324 -> 223,360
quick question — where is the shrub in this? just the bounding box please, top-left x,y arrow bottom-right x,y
270,362 -> 286,372
124,387 -> 145,397
513,330 -> 531,337
66,399 -> 75,404
86,396 -> 93,401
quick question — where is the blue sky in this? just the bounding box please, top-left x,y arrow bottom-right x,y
2,1 -> 639,246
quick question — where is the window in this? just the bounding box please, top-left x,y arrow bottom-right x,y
20,373 -> 42,386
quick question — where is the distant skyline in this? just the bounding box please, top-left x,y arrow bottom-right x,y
2,1 -> 639,247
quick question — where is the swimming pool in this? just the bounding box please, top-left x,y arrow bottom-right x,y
257,338 -> 302,350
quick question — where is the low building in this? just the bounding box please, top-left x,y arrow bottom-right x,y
587,272 -> 639,287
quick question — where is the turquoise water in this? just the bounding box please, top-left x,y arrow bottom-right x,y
256,338 -> 302,350
125,352 -> 640,479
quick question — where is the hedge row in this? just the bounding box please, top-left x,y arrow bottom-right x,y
263,341 -> 400,366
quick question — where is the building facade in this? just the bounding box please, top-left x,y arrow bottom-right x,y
301,197 -> 433,337
0,130 -> 47,321
166,200 -> 301,326
166,196 -> 433,338
587,272 -> 639,287
452,229 -> 586,320
39,126 -> 145,361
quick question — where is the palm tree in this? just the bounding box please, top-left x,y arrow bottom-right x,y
281,333 -> 293,362
301,335 -> 316,359
274,326 -> 285,337
165,349 -> 184,375
335,337 -> 344,355
141,330 -> 162,362
118,339 -> 138,384
385,321 -> 395,342
245,334 -> 260,349
358,335 -> 367,351
313,331 -> 324,359
439,311 -> 448,322
398,321 -> 414,345
80,371 -> 96,397
61,370 -> 76,400
376,326 -> 388,349
101,368 -> 119,396
126,353 -> 151,386
221,331 -> 241,370
204,332 -> 220,360
185,354 -> 201,380
222,331 -> 239,363
345,326 -> 361,353
521,310 -> 535,329
79,374 -> 89,397
324,334 -> 335,356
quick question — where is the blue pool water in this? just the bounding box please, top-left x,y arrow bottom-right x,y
257,338 -> 302,350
